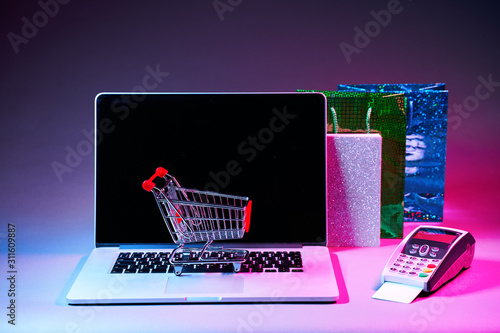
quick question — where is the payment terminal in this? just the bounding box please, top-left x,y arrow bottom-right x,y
380,226 -> 475,293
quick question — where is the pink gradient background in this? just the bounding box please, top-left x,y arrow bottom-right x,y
0,1 -> 499,332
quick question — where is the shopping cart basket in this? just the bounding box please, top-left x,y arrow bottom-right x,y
142,167 -> 252,275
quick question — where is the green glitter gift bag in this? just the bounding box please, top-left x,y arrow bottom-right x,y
298,90 -> 407,238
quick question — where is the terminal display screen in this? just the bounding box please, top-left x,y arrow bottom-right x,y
412,228 -> 460,244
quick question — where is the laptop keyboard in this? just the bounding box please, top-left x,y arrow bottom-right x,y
110,251 -> 303,274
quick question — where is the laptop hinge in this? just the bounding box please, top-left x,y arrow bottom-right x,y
216,243 -> 303,249
119,244 -> 178,250
116,243 -> 307,250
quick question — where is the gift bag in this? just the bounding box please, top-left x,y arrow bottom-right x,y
338,84 -> 448,222
327,133 -> 382,247
298,90 -> 407,239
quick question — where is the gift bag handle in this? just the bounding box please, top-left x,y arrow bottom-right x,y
330,106 -> 339,133
330,103 -> 373,134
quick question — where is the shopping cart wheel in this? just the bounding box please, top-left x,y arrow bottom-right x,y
233,263 -> 242,273
173,265 -> 183,276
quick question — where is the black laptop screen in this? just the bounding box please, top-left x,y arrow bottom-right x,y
95,93 -> 327,246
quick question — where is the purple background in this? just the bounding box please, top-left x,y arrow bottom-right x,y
1,0 -> 499,254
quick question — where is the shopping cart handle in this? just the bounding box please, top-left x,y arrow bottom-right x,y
142,167 -> 168,192
244,200 -> 252,233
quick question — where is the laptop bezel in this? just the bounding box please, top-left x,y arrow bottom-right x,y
93,92 -> 328,248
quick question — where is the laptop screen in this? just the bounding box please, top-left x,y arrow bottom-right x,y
95,93 -> 327,246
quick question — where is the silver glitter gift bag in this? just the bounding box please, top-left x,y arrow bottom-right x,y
327,133 -> 382,247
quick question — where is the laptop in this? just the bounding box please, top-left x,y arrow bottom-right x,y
66,92 -> 339,304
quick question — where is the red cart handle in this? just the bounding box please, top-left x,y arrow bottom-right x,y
142,167 -> 168,192
244,200 -> 252,233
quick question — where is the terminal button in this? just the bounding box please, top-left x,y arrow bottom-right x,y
419,244 -> 430,257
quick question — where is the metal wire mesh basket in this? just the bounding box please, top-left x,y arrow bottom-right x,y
142,167 -> 252,275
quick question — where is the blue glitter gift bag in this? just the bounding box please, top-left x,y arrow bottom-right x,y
337,84 -> 448,222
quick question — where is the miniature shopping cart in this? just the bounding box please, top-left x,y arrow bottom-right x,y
142,167 -> 252,276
